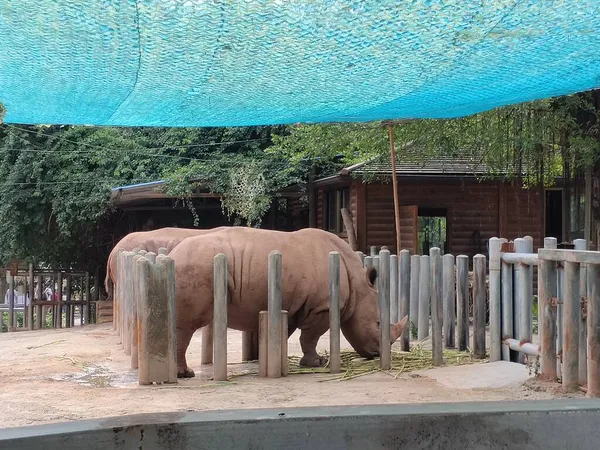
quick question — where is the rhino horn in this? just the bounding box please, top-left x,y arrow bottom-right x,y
390,315 -> 409,343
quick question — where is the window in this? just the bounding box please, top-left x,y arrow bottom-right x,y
325,188 -> 350,234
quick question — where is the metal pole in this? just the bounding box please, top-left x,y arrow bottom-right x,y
488,238 -> 502,361
399,250 -> 411,351
267,250 -> 283,378
473,254 -> 487,359
409,255 -> 420,333
574,239 -> 587,387
430,248 -> 443,366
442,253 -> 455,349
456,255 -> 469,351
587,262 -> 600,397
329,252 -> 341,374
563,260 -> 580,392
539,237 -> 558,381
213,253 -> 228,382
418,255 -> 430,341
379,249 -> 391,370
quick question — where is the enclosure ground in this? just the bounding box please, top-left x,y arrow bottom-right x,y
0,324 -> 579,429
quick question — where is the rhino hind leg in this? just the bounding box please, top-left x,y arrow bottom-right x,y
298,311 -> 329,368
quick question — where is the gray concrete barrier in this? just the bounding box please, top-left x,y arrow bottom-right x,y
2,400 -> 600,449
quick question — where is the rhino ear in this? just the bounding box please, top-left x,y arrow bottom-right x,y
364,266 -> 377,287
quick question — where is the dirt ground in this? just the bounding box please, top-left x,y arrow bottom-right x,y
0,324 -> 578,429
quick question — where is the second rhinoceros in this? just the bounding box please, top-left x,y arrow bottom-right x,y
168,227 -> 408,378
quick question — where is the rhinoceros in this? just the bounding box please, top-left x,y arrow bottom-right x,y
104,227 -> 226,300
168,227 -> 408,378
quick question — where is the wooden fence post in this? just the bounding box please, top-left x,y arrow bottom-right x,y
213,253 -> 228,382
473,254 -> 487,359
409,255 -> 420,333
379,249 -> 391,370
456,255 -> 469,351
563,260 -> 580,392
418,255 -> 430,341
488,238 -> 502,361
443,253 -> 456,349
587,262 -> 600,397
329,252 -> 341,374
539,237 -> 558,381
430,248 -> 443,366
268,250 -> 283,378
399,250 -> 411,351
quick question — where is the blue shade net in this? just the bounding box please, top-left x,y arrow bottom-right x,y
1,1 -> 600,127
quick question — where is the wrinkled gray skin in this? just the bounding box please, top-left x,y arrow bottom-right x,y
168,227 -> 408,378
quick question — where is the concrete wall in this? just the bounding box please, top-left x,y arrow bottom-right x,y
2,400 -> 600,450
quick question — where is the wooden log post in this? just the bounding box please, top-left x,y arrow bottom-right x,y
409,255 -> 420,333
501,249 -> 514,361
456,255 -> 469,352
35,274 -> 42,330
473,254 -> 487,359
281,310 -> 288,377
574,239 -> 587,387
418,255 -> 430,341
268,250 -> 283,378
430,248 -> 443,366
7,272 -> 14,330
379,249 -> 391,370
539,237 -> 558,381
488,238 -> 502,361
390,255 -> 399,323
587,262 -> 600,397
27,263 -> 34,331
137,255 -> 177,385
258,311 -> 268,378
563,260 -> 581,392
443,253 -> 456,349
329,251 -> 341,374
399,250 -> 411,351
201,323 -> 214,365
213,253 -> 228,382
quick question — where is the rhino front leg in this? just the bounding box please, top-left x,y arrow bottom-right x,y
299,311 -> 329,367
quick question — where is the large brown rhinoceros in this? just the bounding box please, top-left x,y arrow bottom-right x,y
104,227 -> 226,300
168,227 -> 408,378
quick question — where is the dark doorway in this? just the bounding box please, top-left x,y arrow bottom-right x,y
545,190 -> 563,240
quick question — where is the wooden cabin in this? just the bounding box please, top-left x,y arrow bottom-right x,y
313,157 -> 564,258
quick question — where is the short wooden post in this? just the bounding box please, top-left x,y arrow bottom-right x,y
35,274 -> 42,330
430,248 -> 443,366
501,251 -> 514,361
390,254 -> 398,323
268,250 -> 283,378
27,263 -> 34,331
201,323 -> 214,365
379,249 -> 391,370
443,253 -> 456,349
456,255 -> 469,351
399,250 -> 411,351
65,275 -> 72,328
329,252 -> 341,374
7,272 -> 14,330
563,260 -> 580,392
56,271 -> 63,329
213,253 -> 228,382
488,238 -> 502,361
587,262 -> 600,397
574,239 -> 587,387
473,254 -> 487,359
418,255 -> 430,341
258,311 -> 268,378
137,255 -> 177,385
281,310 -> 288,377
539,237 -> 558,381
409,255 -> 420,333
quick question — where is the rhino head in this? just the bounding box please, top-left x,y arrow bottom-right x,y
341,265 -> 409,358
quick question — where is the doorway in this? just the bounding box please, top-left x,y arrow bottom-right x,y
545,189 -> 563,241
